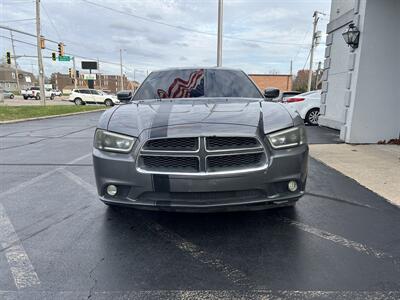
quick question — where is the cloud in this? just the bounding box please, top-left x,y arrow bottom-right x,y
1,0 -> 331,81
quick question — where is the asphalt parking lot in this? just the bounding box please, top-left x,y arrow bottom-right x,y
0,111 -> 399,300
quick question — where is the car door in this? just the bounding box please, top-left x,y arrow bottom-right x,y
90,90 -> 104,104
79,89 -> 94,103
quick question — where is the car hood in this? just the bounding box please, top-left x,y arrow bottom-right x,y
104,98 -> 294,137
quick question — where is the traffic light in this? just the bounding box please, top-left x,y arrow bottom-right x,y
6,52 -> 11,64
40,36 -> 45,49
68,68 -> 72,78
58,42 -> 64,57
75,70 -> 79,78
52,52 -> 57,61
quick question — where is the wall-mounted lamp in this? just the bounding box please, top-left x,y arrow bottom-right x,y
342,23 -> 360,49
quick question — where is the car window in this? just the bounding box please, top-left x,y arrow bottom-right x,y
80,90 -> 91,94
282,92 -> 300,97
91,90 -> 101,95
134,69 -> 262,100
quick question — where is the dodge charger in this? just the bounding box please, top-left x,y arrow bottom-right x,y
93,68 -> 308,211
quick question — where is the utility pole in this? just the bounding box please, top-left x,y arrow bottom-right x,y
35,0 -> 46,105
217,0 -> 223,67
97,58 -> 101,89
72,56 -> 77,90
119,49 -> 124,91
10,31 -> 20,92
289,60 -> 293,76
307,11 -> 325,91
315,61 -> 322,90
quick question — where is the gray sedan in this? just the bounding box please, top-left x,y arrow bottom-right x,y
93,68 -> 308,211
3,90 -> 14,99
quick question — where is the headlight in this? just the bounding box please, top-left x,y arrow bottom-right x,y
94,129 -> 136,153
266,126 -> 307,149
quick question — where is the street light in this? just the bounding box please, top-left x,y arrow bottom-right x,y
342,23 -> 360,49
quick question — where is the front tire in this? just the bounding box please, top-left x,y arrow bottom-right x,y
35,94 -> 40,100
50,94 -> 55,100
10,94 -> 14,99
74,98 -> 83,105
104,99 -> 113,107
306,108 -> 319,125
23,95 -> 28,100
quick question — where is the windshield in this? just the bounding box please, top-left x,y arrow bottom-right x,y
133,69 -> 263,100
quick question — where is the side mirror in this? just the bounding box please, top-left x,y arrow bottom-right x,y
264,88 -> 280,100
117,91 -> 133,102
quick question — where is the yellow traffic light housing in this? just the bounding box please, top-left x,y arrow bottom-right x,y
6,52 -> 11,64
40,36 -> 45,49
68,68 -> 72,78
58,42 -> 64,57
52,52 -> 57,61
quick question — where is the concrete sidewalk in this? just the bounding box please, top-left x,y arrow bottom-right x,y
310,144 -> 400,206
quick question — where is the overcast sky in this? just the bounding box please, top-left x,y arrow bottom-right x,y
1,0 -> 331,82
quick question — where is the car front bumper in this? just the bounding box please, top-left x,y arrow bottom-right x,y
93,139 -> 308,212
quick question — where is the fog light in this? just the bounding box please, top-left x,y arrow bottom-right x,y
106,184 -> 117,196
288,180 -> 298,192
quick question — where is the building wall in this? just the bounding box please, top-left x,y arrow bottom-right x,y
249,74 -> 293,92
320,0 -> 400,143
0,65 -> 37,91
52,73 -> 131,93
346,0 -> 400,143
330,0 -> 355,21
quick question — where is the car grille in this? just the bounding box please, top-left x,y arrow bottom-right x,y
138,190 -> 267,205
207,153 -> 263,171
206,136 -> 260,151
141,156 -> 199,173
143,137 -> 199,151
138,136 -> 266,175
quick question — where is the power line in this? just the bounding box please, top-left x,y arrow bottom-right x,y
41,2 -> 61,41
0,25 -> 59,44
82,0 -> 309,47
302,49 -> 311,70
0,18 -> 36,23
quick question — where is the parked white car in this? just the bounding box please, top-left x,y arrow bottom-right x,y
22,87 -> 55,100
283,90 -> 321,125
69,89 -> 120,106
53,89 -> 62,97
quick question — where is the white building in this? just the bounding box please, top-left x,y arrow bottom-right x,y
319,0 -> 399,143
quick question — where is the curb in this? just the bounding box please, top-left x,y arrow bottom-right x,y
0,109 -> 106,124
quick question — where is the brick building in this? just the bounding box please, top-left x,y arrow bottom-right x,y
249,74 -> 293,92
51,72 -> 138,93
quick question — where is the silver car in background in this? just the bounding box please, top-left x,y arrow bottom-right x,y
93,68 -> 308,211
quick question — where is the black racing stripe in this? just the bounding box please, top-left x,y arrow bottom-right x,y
153,175 -> 171,192
150,102 -> 173,138
257,102 -> 265,135
150,102 -> 173,192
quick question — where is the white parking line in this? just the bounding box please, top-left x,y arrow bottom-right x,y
0,203 -> 40,289
281,218 -> 396,262
0,289 -> 399,299
0,153 -> 91,199
58,168 -> 97,195
59,168 -> 254,289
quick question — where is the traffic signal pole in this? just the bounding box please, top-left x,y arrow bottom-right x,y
73,56 -> 77,90
35,0 -> 46,105
119,49 -> 124,91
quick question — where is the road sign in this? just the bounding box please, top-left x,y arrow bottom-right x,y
83,74 -> 96,80
58,55 -> 71,62
81,61 -> 98,70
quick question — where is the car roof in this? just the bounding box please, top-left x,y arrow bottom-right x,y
298,90 -> 321,96
151,66 -> 243,73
